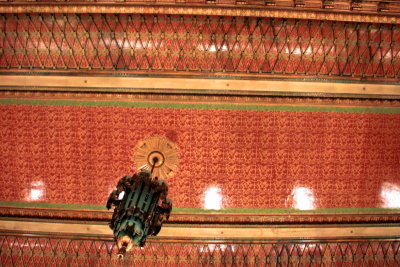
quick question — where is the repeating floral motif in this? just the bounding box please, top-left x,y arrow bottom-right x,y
0,104 -> 399,210
0,235 -> 399,266
1,14 -> 400,79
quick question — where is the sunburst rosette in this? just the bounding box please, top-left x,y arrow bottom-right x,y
134,136 -> 179,179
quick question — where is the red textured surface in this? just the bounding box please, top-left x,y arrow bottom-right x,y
1,14 -> 400,79
1,104 -> 400,209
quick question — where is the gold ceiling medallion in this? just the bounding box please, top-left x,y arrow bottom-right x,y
134,136 -> 179,179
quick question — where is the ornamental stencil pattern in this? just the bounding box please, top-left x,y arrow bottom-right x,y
1,14 -> 400,79
0,235 -> 399,266
0,104 -> 399,209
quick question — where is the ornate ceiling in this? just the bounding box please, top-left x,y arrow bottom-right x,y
0,1 -> 399,264
0,0 -> 399,217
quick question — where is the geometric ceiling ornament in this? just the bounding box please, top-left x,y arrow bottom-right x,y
134,136 -> 179,179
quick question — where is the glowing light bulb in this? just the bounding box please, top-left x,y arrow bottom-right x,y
381,183 -> 400,208
204,186 -> 222,210
118,191 -> 125,200
291,187 -> 315,210
27,181 -> 45,201
30,189 -> 42,201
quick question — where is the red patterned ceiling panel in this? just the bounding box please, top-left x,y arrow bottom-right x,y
1,104 -> 399,210
1,14 -> 400,80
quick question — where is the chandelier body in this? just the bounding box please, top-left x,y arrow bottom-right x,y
106,170 -> 172,257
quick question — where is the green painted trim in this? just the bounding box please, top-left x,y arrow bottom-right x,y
0,201 -> 107,211
174,207 -> 400,214
1,99 -> 400,113
0,201 -> 399,214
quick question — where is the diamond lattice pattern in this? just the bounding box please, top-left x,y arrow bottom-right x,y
1,14 -> 399,79
0,235 -> 399,266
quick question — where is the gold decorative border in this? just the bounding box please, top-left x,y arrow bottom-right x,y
171,212 -> 400,224
1,74 -> 400,101
2,90 -> 400,108
0,206 -> 112,222
1,219 -> 400,239
0,4 -> 399,24
1,206 -> 400,224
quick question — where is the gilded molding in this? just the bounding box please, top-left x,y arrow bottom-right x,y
1,90 -> 400,108
1,206 -> 400,224
0,5 -> 399,24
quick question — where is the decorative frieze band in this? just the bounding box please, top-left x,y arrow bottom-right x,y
1,206 -> 400,224
0,6 -> 399,25
1,14 -> 399,80
0,1 -> 399,24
